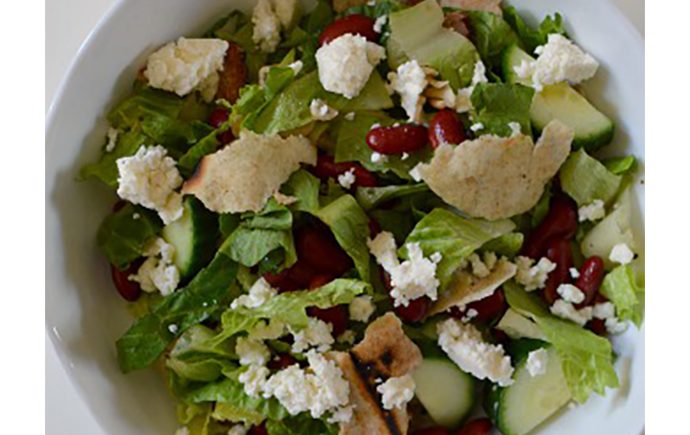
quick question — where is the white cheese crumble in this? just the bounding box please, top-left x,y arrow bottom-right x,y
310,98 -> 339,121
526,348 -> 548,377
273,191 -> 298,206
116,145 -> 184,224
605,317 -> 629,335
344,112 -> 356,121
470,122 -> 484,132
507,122 -> 522,137
252,0 -> 282,53
315,34 -> 386,99
569,267 -> 581,279
376,374 -> 415,410
549,300 -> 593,326
437,319 -> 514,386
262,350 -> 351,420
288,60 -> 303,75
370,151 -> 388,164
167,324 -> 178,334
467,252 -> 497,279
349,295 -> 375,322
556,283 -> 585,304
227,425 -> 249,435
337,168 -> 357,189
249,319 -> 286,341
455,60 -> 488,113
235,336 -> 271,366
515,256 -> 556,291
592,301 -> 615,320
231,277 -> 277,309
239,364 -> 270,397
368,232 -> 441,307
128,238 -> 180,296
105,127 -> 119,152
175,427 -> 190,435
373,15 -> 388,33
401,152 -> 410,160
578,199 -> 606,222
461,308 -> 479,323
387,60 -> 428,122
609,243 -> 635,265
144,38 -> 229,101
132,213 -> 140,220
409,164 -> 423,182
290,318 -> 335,353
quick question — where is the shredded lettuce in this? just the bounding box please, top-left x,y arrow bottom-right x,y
266,415 -> 339,435
402,208 -> 515,288
314,195 -> 371,280
504,282 -> 619,403
470,83 -> 535,136
503,6 -> 567,54
464,11 -> 519,69
600,264 -> 644,327
355,184 -> 430,211
166,325 -> 236,382
280,169 -> 321,213
482,232 -> 524,257
116,253 -> 239,372
559,149 -> 622,206
603,155 -> 637,176
80,129 -> 149,188
388,0 -> 479,89
96,203 -> 162,269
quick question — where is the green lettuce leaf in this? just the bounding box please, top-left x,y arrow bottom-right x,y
108,86 -> 186,128
280,169 -> 321,213
178,130 -> 221,178
80,129 -> 149,188
603,155 -> 637,176
116,253 -> 239,372
504,282 -> 619,403
403,208 -> 515,288
482,232 -> 524,257
266,414 -> 339,435
470,83 -> 535,136
355,184 -> 430,211
96,203 -> 162,269
314,195 -> 371,280
389,0 -> 479,89
166,325 -> 236,382
599,265 -> 644,327
503,6 -> 567,55
560,149 -> 622,206
464,11 -> 519,69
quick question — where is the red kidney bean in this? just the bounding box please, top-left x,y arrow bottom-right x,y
543,238 -> 574,305
110,263 -> 142,302
366,124 -> 429,155
368,218 -> 382,238
307,305 -> 349,337
309,274 -> 334,290
587,318 -> 607,336
394,296 -> 431,323
218,130 -> 235,145
295,226 -> 353,276
455,418 -> 493,435
312,155 -> 378,187
457,288 -> 507,323
522,194 -> 578,258
248,423 -> 268,435
412,427 -> 450,435
492,327 -> 510,345
263,269 -> 301,293
429,109 -> 466,149
319,14 -> 378,46
208,107 -> 234,144
112,200 -> 127,212
286,261 -> 318,288
575,256 -> 606,308
267,353 -> 297,371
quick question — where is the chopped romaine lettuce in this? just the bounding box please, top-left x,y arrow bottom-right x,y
96,203 -> 162,269
504,282 -> 619,403
599,264 -> 644,327
355,184 -> 430,210
178,130 -> 220,178
266,414 -> 339,435
502,6 -> 567,54
482,232 -> 524,257
470,83 -> 535,136
280,169 -> 321,213
402,208 -> 515,288
559,149 -> 622,206
464,11 -> 519,69
166,325 -> 235,382
603,155 -> 637,176
80,129 -> 149,188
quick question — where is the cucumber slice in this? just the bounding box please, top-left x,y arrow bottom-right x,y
485,346 -> 571,435
502,45 -> 614,151
496,309 -> 546,341
162,197 -> 218,280
413,356 -> 475,428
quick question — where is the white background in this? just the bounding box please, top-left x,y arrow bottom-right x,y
45,1 -> 645,434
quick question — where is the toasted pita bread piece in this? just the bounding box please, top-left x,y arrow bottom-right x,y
418,120 -> 573,220
182,131 -> 316,213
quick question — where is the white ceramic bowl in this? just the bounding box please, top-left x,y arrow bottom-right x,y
46,0 -> 645,433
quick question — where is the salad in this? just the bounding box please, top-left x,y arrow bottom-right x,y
80,0 -> 644,434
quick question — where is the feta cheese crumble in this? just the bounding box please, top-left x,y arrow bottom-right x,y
578,199 -> 606,222
508,122 -> 522,137
252,0 -> 282,53
315,34 -> 386,99
370,151 -> 388,164
349,295 -> 375,322
227,425 -> 249,435
409,164 -> 423,182
337,168 -> 357,189
290,318 -> 335,353
167,324 -> 178,334
249,319 -> 286,341
105,127 -> 119,152
387,60 -> 428,122
128,238 -> 180,296
523,34 -> 599,91
376,374 -> 415,410
515,256 -> 557,291
455,61 -> 488,113
470,122 -> 484,132
345,112 -> 356,121
231,277 -> 277,309
368,232 -> 441,307
549,300 -> 593,326
609,243 -> 635,265
592,302 -> 615,320
556,283 -> 585,304
526,348 -> 548,377
437,319 -> 514,386
235,336 -> 271,366
605,317 -> 629,335
310,98 -> 339,121
569,267 -> 581,279
467,252 -> 497,279
239,364 -> 270,397
116,145 -> 184,224
373,15 -> 388,33
144,38 -> 229,101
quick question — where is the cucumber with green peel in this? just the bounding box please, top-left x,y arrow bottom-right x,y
502,45 -> 615,151
485,345 -> 571,435
413,356 -> 475,428
162,196 -> 218,280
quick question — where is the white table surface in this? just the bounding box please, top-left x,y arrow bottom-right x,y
45,1 -> 644,433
